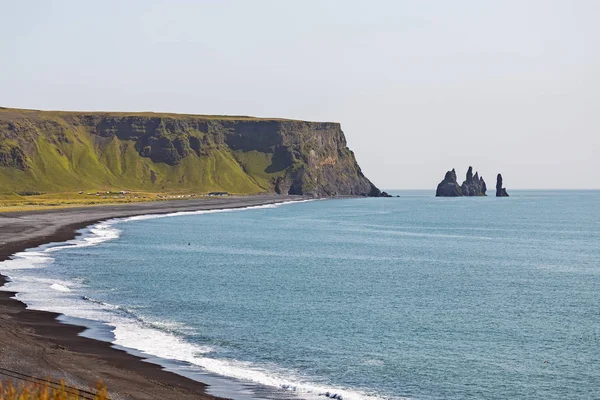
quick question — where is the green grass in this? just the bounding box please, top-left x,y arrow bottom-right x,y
3,136 -> 265,194
231,150 -> 287,189
0,109 -> 281,195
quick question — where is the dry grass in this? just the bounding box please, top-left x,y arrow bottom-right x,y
0,193 -> 153,212
0,191 -> 206,213
0,380 -> 108,400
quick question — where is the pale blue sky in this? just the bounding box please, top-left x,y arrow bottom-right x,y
1,0 -> 598,189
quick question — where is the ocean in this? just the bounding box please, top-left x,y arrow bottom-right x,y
2,191 -> 599,399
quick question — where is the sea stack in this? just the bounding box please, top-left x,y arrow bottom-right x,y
436,169 -> 462,196
460,166 -> 487,196
496,174 -> 509,197
436,166 -> 487,197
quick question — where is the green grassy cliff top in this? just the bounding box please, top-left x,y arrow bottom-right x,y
0,107 -> 334,124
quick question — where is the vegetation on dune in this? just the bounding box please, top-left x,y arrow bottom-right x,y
0,107 -> 380,198
0,380 -> 108,400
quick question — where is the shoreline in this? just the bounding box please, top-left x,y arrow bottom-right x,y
0,195 -> 305,400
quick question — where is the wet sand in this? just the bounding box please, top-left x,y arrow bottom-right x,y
0,195 -> 303,399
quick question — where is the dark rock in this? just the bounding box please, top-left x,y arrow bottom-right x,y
367,185 -> 394,197
437,166 -> 488,196
0,145 -> 27,170
436,169 -> 462,196
367,184 -> 382,197
461,166 -> 487,196
496,174 -> 509,197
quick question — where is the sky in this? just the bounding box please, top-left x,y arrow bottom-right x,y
1,0 -> 598,189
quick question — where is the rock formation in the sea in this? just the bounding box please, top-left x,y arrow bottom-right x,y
0,107 -> 383,197
437,166 -> 487,197
496,174 -> 509,197
461,166 -> 487,196
436,169 -> 462,196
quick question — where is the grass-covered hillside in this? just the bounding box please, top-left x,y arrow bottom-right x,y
0,108 -> 380,197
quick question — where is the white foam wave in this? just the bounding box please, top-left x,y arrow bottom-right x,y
0,251 -> 54,271
58,291 -> 389,400
50,283 -> 71,292
182,356 -> 389,400
49,221 -> 121,252
0,223 -> 121,274
78,293 -> 395,399
112,321 -> 213,361
122,199 -> 315,223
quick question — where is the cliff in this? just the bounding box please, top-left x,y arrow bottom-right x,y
0,108 -> 381,196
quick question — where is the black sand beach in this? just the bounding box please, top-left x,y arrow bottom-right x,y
0,195 -> 302,399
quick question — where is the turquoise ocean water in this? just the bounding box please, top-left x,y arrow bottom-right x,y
2,191 -> 599,399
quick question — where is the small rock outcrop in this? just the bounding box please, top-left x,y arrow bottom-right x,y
436,169 -> 462,197
461,166 -> 487,196
496,174 -> 509,197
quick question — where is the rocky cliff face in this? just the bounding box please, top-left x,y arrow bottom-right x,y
0,108 -> 381,196
496,174 -> 509,197
461,166 -> 487,196
436,169 -> 462,197
436,166 -> 487,197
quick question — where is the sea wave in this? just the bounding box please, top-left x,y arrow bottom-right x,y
0,199 -> 397,400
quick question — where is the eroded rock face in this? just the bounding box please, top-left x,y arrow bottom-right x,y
461,166 -> 487,196
0,144 -> 27,170
496,174 -> 509,197
436,169 -> 462,196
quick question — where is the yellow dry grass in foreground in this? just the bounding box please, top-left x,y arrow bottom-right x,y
0,190 -> 211,212
0,381 -> 108,400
